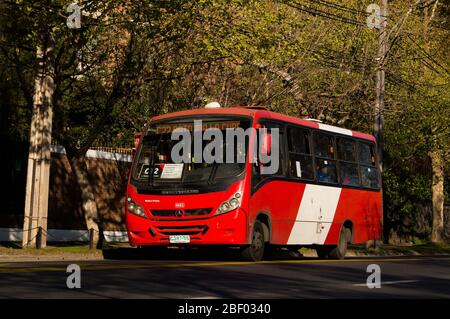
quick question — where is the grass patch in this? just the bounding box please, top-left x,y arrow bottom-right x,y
0,242 -> 102,255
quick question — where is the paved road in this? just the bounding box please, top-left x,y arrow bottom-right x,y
0,249 -> 449,298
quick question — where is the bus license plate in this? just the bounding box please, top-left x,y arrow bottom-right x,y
169,235 -> 190,243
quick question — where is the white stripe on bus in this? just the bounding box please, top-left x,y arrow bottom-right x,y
287,184 -> 342,245
318,123 -> 353,136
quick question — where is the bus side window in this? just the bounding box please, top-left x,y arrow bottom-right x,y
360,166 -> 379,188
359,142 -> 376,166
358,142 -> 379,189
337,138 -> 360,187
339,162 -> 360,186
287,126 -> 314,180
252,121 -> 284,185
337,138 -> 356,162
313,132 -> 338,184
314,132 -> 335,159
316,158 -> 338,183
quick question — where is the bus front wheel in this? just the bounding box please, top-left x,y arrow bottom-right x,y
241,220 -> 265,261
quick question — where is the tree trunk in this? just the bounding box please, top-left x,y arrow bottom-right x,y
430,148 -> 445,243
68,155 -> 103,248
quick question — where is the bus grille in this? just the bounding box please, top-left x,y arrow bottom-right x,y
150,208 -> 212,217
150,210 -> 178,217
185,208 -> 212,216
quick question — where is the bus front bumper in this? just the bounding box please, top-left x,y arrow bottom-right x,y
126,208 -> 248,246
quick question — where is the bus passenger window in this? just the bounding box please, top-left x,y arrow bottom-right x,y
287,126 -> 314,180
288,154 -> 314,180
339,162 -> 360,186
359,142 -> 376,166
288,127 -> 311,154
314,133 -> 335,159
337,138 -> 356,162
315,158 -> 337,183
360,166 -> 379,188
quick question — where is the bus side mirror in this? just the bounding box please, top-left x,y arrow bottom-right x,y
133,132 -> 142,153
260,131 -> 272,156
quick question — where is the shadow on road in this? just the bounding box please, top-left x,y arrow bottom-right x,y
102,246 -> 309,262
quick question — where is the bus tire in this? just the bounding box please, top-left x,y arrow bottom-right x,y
241,220 -> 265,261
328,226 -> 349,260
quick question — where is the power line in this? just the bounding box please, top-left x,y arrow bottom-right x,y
405,35 -> 450,75
290,0 -> 449,77
287,1 -> 366,26
307,0 -> 370,16
311,0 -> 391,19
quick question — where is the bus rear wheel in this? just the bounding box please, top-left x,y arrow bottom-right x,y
316,226 -> 350,260
241,220 -> 265,261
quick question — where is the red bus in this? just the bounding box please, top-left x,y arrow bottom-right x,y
126,106 -> 382,261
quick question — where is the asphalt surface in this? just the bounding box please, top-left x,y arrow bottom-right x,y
0,249 -> 449,299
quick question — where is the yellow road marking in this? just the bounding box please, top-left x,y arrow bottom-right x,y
0,257 -> 448,274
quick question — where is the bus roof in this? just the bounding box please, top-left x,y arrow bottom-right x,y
150,106 -> 375,142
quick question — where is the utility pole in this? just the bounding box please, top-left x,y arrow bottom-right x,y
373,0 -> 388,246
22,36 -> 54,248
374,0 -> 388,173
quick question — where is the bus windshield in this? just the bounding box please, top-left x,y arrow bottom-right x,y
131,117 -> 251,193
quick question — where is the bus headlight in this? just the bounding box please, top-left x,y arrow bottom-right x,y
216,192 -> 242,215
127,197 -> 147,218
